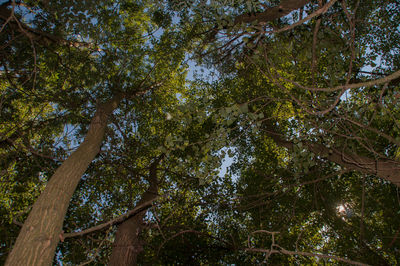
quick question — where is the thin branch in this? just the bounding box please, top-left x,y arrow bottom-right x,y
0,2 -> 97,49
340,0 -> 357,87
254,53 -> 400,115
388,226 -> 400,248
342,116 -> 400,146
277,246 -> 370,265
63,197 -> 160,239
157,229 -> 232,256
0,134 -> 64,162
245,230 -> 369,265
278,69 -> 400,92
268,0 -> 337,35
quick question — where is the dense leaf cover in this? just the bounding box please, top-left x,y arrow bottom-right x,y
1,0 -> 400,265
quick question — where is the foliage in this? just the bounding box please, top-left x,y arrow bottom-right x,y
1,0 -> 400,265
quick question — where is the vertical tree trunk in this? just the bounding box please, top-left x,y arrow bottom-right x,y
108,157 -> 162,266
5,95 -> 123,266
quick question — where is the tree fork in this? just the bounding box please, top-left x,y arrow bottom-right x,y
5,94 -> 123,266
108,155 -> 164,266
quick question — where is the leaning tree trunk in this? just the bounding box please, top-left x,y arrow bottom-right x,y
108,157 -> 162,266
5,95 -> 123,266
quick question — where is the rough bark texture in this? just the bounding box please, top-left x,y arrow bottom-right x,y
270,134 -> 400,187
108,157 -> 162,266
5,95 -> 123,266
234,0 -> 311,25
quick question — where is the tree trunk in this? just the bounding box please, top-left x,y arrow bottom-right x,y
5,95 -> 123,266
108,156 -> 162,266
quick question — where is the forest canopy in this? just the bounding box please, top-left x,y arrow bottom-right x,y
1,0 -> 400,265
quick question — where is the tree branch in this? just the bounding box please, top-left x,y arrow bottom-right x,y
270,0 -> 337,35
267,131 -> 400,186
234,0 -> 312,25
0,2 -> 97,49
63,197 -> 159,239
245,246 -> 370,265
245,230 -> 369,265
277,69 -> 400,93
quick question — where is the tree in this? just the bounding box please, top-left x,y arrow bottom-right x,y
168,0 -> 400,263
1,0 -> 192,264
174,0 -> 400,185
1,0 -> 400,265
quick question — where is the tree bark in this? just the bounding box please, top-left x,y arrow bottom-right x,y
234,0 -> 311,25
5,94 -> 123,266
269,133 -> 400,187
108,156 -> 162,266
